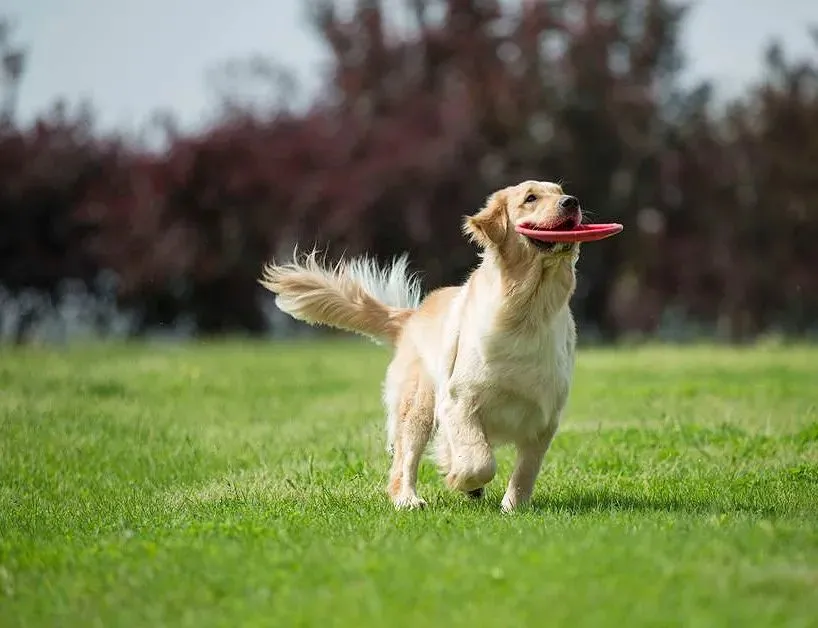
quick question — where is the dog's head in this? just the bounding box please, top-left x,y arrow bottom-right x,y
463,180 -> 582,263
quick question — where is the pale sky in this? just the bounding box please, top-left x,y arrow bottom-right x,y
5,0 -> 818,134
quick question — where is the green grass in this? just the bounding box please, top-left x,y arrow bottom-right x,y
1,339 -> 817,627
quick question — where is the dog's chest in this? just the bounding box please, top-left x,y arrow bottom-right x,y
458,318 -> 575,444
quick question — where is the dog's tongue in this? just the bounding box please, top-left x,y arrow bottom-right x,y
515,222 -> 624,243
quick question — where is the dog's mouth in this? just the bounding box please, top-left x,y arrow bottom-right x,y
521,215 -> 581,252
521,215 -> 581,234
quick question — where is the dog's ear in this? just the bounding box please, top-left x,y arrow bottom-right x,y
463,188 -> 509,248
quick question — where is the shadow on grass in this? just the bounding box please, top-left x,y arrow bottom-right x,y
154,488 -> 785,531
152,460 -> 816,531
526,483 -> 803,519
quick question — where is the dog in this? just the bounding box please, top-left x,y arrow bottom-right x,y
259,180 -> 581,512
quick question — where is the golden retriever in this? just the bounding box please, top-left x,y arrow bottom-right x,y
259,180 -> 582,512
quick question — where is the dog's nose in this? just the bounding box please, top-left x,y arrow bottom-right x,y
559,195 -> 580,211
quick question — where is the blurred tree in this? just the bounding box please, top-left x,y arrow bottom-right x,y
2,3 -> 817,342
82,111 -> 328,334
301,0 -> 702,338
727,38 -> 818,337
0,101 -> 125,342
0,18 -> 25,125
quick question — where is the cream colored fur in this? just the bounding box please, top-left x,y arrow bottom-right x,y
260,181 -> 582,512
259,249 -> 422,344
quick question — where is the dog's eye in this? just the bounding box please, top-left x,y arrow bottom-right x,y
524,194 -> 537,203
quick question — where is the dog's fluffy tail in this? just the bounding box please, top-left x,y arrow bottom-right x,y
259,249 -> 422,344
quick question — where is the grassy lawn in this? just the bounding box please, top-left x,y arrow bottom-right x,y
1,339 -> 817,627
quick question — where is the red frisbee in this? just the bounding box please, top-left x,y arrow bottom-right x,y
515,222 -> 624,243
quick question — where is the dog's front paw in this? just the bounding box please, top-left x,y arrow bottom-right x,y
445,458 -> 496,493
500,493 -> 517,513
393,493 -> 428,510
500,490 -> 533,513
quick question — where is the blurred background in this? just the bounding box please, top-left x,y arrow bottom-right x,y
1,0 -> 817,346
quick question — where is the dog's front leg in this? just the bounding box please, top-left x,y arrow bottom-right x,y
436,393 -> 496,494
501,421 -> 559,513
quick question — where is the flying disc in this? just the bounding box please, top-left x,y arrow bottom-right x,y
515,222 -> 624,243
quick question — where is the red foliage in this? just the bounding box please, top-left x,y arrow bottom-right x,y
0,104 -> 119,292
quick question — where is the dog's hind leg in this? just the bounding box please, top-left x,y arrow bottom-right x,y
385,357 -> 435,510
